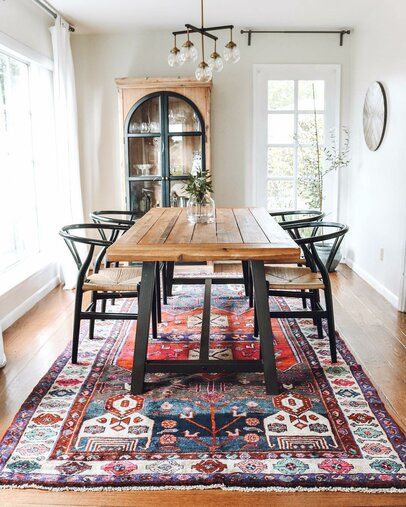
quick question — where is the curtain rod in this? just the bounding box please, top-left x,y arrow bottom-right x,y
31,0 -> 75,32
241,29 -> 351,46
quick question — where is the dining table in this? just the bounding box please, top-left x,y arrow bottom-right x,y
106,207 -> 301,396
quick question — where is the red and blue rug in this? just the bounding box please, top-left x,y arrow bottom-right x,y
0,283 -> 405,492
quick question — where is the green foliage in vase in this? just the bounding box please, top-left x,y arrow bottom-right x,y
297,84 -> 350,210
185,170 -> 213,203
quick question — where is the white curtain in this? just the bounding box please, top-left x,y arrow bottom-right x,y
0,329 -> 6,368
51,16 -> 84,289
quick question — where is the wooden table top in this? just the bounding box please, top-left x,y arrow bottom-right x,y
107,207 -> 301,263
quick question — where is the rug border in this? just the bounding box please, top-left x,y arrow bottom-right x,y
0,483 -> 405,493
0,293 -> 405,493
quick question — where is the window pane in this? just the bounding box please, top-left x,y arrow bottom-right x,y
268,114 -> 294,144
298,80 -> 324,110
297,147 -> 325,210
267,147 -> 294,177
0,52 -> 40,272
268,80 -> 294,110
298,113 -> 324,144
267,180 -> 294,210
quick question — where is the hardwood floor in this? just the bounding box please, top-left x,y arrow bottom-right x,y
0,264 -> 405,506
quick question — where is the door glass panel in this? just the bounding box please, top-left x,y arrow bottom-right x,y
128,137 -> 161,177
298,80 -> 325,110
267,180 -> 294,210
128,96 -> 160,134
268,80 -> 294,110
297,113 -> 324,144
170,180 -> 189,207
267,114 -> 294,144
169,135 -> 202,176
129,180 -> 162,214
297,147 -> 325,210
168,96 -> 201,132
267,147 -> 294,177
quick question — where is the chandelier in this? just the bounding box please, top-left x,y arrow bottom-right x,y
167,0 -> 240,82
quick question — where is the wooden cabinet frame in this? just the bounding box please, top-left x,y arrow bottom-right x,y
116,77 -> 212,211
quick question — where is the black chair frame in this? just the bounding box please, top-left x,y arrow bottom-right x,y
59,223 -> 160,364
90,210 -> 164,322
270,209 -> 325,228
253,221 -> 349,363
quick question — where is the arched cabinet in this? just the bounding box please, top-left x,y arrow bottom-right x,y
116,77 -> 211,215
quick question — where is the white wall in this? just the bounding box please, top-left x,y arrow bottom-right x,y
0,0 -> 58,332
0,0 -> 52,57
71,31 -> 351,219
344,2 -> 406,308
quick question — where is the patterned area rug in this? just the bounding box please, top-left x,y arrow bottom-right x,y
0,283 -> 405,492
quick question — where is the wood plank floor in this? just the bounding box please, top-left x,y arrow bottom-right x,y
0,264 -> 405,506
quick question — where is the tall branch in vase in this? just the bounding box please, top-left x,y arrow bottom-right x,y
297,83 -> 350,211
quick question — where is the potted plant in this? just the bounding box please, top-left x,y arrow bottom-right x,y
297,84 -> 350,271
185,169 -> 215,224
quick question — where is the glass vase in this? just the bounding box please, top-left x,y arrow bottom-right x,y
186,194 -> 215,224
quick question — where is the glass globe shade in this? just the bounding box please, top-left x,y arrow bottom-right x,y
195,62 -> 212,82
181,41 -> 198,62
209,53 -> 224,73
168,48 -> 184,67
224,42 -> 240,63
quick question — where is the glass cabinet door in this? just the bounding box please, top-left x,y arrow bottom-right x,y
128,137 -> 161,177
128,95 -> 160,134
125,92 -> 205,214
168,96 -> 201,133
129,180 -> 162,214
169,135 -> 202,177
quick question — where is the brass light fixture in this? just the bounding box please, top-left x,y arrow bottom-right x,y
168,0 -> 240,81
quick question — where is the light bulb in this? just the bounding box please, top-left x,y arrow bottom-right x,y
181,40 -> 198,62
224,41 -> 240,63
209,51 -> 224,73
168,46 -> 184,67
195,61 -> 212,82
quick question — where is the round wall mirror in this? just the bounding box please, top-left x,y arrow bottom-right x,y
363,81 -> 387,151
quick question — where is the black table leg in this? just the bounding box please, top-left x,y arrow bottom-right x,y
250,260 -> 279,395
131,261 -> 156,395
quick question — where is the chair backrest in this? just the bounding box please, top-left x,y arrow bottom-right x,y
90,210 -> 137,227
59,223 -> 128,284
270,209 -> 325,227
284,221 -> 349,282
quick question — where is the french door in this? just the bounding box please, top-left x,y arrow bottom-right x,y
253,64 -> 341,218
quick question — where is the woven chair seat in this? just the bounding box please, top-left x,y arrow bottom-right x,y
265,266 -> 324,290
83,267 -> 142,292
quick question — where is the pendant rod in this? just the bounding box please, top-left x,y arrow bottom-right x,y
172,24 -> 234,39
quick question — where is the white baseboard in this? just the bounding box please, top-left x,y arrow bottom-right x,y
343,259 -> 399,309
0,276 -> 60,332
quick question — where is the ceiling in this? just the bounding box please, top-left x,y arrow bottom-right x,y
49,0 -> 374,34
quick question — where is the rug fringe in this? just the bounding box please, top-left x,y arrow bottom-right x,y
0,483 -> 405,493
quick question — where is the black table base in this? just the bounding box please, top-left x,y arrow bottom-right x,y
130,260 -> 278,395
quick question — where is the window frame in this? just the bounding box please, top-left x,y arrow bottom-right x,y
0,33 -> 55,286
253,64 -> 341,217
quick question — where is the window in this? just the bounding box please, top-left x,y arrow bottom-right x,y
253,65 -> 340,216
0,48 -> 56,275
0,52 -> 39,271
